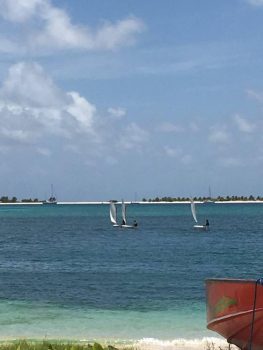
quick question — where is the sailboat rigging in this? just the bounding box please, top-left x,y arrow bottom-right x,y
204,185 -> 215,203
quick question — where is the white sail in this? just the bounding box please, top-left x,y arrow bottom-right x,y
110,202 -> 117,225
190,199 -> 198,223
121,199 -> 127,225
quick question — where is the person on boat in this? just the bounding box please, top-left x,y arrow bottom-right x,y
205,219 -> 209,228
122,219 -> 125,225
133,220 -> 138,227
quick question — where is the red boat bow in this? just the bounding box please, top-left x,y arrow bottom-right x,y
206,279 -> 263,350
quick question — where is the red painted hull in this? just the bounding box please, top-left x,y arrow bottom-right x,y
206,279 -> 263,350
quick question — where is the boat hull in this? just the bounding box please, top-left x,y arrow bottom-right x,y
194,224 -> 208,230
206,278 -> 263,350
112,224 -> 136,229
121,224 -> 136,229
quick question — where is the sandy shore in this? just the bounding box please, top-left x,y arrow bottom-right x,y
0,200 -> 262,205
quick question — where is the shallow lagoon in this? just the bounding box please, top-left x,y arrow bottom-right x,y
0,203 -> 262,348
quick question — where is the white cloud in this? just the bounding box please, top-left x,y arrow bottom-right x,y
66,92 -> 96,132
246,89 -> 263,102
1,62 -> 65,107
0,0 -> 144,53
218,157 -> 242,167
164,146 -> 192,164
32,3 -> 90,50
158,122 -> 184,133
234,114 -> 255,133
37,147 -> 51,156
209,127 -> 230,144
0,62 -> 149,162
108,107 -> 126,119
245,0 -> 263,6
93,17 -> 145,50
164,146 -> 181,157
0,62 -> 97,144
0,127 -> 33,143
0,0 -> 42,23
119,122 -> 148,150
36,15 -> 144,51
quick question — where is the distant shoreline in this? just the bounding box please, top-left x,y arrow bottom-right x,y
1,200 -> 263,205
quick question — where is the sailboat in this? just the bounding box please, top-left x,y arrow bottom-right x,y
43,184 -> 57,205
190,199 -> 209,230
121,199 -> 137,229
109,200 -> 138,229
204,185 -> 215,204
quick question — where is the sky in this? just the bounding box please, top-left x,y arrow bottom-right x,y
0,0 -> 263,201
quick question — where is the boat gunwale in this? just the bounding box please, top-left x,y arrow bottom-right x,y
207,307 -> 263,327
206,278 -> 256,284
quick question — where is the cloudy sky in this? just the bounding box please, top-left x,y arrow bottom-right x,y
0,0 -> 263,200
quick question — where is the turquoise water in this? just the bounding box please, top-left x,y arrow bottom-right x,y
0,203 -> 262,348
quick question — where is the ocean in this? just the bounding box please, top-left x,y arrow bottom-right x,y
0,203 -> 262,349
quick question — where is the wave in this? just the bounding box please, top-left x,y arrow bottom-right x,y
132,337 -> 234,350
73,337 -> 235,350
0,336 -> 235,350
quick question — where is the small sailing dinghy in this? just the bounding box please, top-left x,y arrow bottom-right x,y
121,199 -> 137,229
109,200 -> 138,229
206,278 -> 263,350
190,199 -> 209,230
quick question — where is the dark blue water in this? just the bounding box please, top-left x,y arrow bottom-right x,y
0,203 -> 262,342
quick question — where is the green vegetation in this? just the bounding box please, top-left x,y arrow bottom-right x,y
21,198 -> 39,203
0,196 -> 39,203
143,195 -> 263,202
0,196 -> 17,203
0,341 -> 120,350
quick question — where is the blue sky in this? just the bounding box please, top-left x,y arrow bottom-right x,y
0,0 -> 263,200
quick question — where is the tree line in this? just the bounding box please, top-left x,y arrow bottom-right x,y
1,195 -> 263,203
0,196 -> 39,203
142,195 -> 263,202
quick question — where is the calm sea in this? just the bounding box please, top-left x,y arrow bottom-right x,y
0,203 -> 262,349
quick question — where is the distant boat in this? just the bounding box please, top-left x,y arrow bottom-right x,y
204,185 -> 215,203
190,199 -> 209,230
43,184 -> 57,205
109,200 -> 138,229
206,278 -> 263,350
